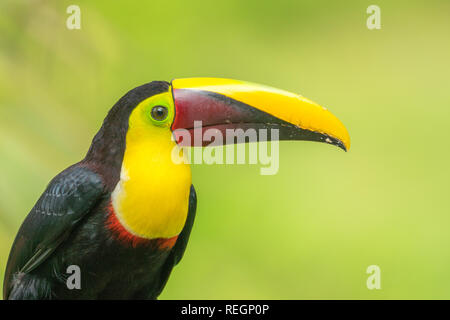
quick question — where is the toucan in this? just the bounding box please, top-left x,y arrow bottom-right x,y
3,78 -> 350,299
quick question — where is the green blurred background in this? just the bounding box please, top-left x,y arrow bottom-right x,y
1,0 -> 450,299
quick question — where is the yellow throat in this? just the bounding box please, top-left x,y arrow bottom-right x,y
111,94 -> 192,240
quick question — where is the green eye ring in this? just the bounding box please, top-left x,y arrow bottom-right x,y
136,92 -> 174,127
150,105 -> 169,122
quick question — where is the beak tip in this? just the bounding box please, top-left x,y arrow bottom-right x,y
323,134 -> 350,152
336,126 -> 351,152
338,141 -> 349,152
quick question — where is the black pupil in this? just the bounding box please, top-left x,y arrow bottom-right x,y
151,106 -> 168,121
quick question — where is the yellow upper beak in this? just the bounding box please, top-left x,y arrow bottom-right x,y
171,77 -> 350,151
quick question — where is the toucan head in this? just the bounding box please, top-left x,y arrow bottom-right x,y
113,77 -> 350,151
86,77 -> 350,185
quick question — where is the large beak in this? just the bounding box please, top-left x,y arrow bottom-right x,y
170,78 -> 350,151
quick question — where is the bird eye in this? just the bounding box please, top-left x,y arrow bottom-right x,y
150,105 -> 169,121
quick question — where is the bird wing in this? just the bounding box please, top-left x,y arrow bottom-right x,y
151,184 -> 197,298
3,165 -> 104,299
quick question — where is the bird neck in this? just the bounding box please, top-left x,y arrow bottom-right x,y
111,126 -> 192,240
